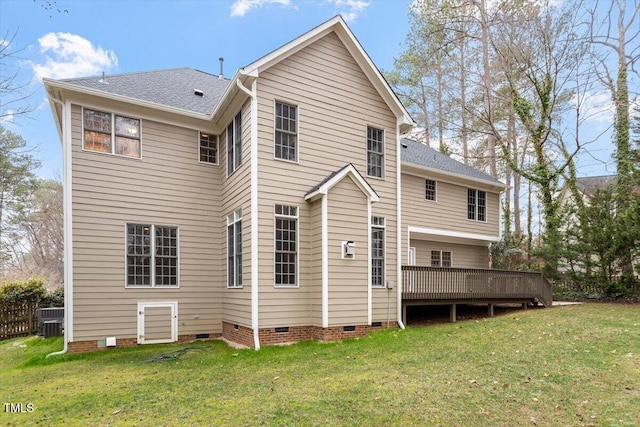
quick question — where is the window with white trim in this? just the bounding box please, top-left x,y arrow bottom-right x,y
83,108 -> 140,158
227,112 -> 242,175
199,132 -> 218,164
467,189 -> 487,221
126,224 -> 178,287
367,126 -> 384,178
275,204 -> 298,286
431,250 -> 452,268
275,102 -> 297,162
227,209 -> 242,288
371,216 -> 385,287
425,179 -> 437,201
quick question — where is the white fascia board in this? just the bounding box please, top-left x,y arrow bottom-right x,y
305,164 -> 379,203
43,78 -> 211,121
401,161 -> 509,192
407,226 -> 500,244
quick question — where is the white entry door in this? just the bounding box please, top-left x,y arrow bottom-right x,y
137,302 -> 178,344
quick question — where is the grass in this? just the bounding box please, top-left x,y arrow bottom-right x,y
1,303 -> 639,426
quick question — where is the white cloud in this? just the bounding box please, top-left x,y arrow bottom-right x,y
328,0 -> 370,22
572,91 -> 614,124
30,33 -> 118,80
230,0 -> 293,17
0,39 -> 10,48
1,110 -> 14,124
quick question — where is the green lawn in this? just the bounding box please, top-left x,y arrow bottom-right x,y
1,303 -> 639,426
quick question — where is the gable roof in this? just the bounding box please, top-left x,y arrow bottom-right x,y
401,138 -> 506,189
575,175 -> 616,196
239,16 -> 414,133
305,163 -> 379,202
50,68 -> 230,115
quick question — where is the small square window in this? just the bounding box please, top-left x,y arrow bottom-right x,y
199,132 -> 218,164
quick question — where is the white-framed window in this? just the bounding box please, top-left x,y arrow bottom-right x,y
126,224 -> 178,287
199,132 -> 218,164
227,209 -> 243,288
371,216 -> 385,287
467,189 -> 487,221
83,108 -> 141,158
367,126 -> 384,178
425,179 -> 437,201
275,101 -> 298,162
431,250 -> 452,268
227,112 -> 242,175
274,204 -> 298,287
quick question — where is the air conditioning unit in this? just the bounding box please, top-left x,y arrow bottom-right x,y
42,320 -> 63,338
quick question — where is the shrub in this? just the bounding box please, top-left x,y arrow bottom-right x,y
0,278 -> 47,304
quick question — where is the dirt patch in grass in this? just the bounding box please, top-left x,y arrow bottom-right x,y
406,303 -> 544,326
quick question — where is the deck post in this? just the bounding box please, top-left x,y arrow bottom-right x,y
488,304 -> 494,317
522,302 -> 527,310
402,303 -> 407,327
450,304 -> 457,322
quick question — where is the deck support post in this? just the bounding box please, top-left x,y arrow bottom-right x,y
522,302 -> 527,310
449,304 -> 457,322
402,303 -> 407,327
488,304 -> 494,317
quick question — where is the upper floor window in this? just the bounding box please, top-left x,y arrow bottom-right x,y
367,126 -> 384,178
126,224 -> 178,287
275,204 -> 298,287
227,112 -> 242,175
425,179 -> 437,201
275,102 -> 297,162
83,108 -> 140,158
371,216 -> 385,287
431,250 -> 452,268
199,132 -> 218,164
227,209 -> 243,288
467,189 -> 487,221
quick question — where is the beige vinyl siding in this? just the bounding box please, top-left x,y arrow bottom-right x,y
143,306 -> 172,341
402,173 -> 500,236
327,178 -> 368,325
220,100 -> 253,327
309,199 -> 323,326
255,32 -> 398,328
410,240 -> 489,269
70,104 -> 222,342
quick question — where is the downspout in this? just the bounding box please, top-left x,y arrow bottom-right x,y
236,78 -> 261,350
396,118 -> 405,330
47,96 -> 72,357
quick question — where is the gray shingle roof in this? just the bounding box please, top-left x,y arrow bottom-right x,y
59,68 -> 230,115
576,175 -> 616,196
401,138 -> 503,185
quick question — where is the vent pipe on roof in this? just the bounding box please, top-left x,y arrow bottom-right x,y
98,71 -> 108,84
219,57 -> 224,79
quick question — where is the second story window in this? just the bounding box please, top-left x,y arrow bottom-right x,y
275,102 -> 297,162
199,132 -> 218,164
468,189 -> 487,221
227,112 -> 242,175
367,126 -> 384,178
83,108 -> 140,158
425,179 -> 437,201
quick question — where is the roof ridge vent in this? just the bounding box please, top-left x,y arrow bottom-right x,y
194,89 -> 204,97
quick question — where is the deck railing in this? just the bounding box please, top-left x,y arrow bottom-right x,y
402,266 -> 553,307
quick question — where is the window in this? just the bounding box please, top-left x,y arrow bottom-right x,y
199,132 -> 218,164
227,209 -> 242,287
431,250 -> 452,268
275,102 -> 297,161
367,126 -> 384,178
468,189 -> 487,221
371,216 -> 385,287
126,224 -> 178,287
425,179 -> 437,201
275,204 -> 298,286
227,112 -> 242,175
83,108 -> 140,158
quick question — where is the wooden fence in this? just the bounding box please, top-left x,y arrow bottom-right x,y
0,301 -> 39,340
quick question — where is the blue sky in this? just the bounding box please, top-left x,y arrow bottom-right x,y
1,0 -> 412,179
0,0 -> 634,180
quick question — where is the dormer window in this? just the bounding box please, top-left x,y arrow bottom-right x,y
83,108 -> 141,158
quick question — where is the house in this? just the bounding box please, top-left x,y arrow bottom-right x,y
45,16 -> 539,353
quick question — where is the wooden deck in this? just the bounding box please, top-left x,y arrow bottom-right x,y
401,266 -> 553,325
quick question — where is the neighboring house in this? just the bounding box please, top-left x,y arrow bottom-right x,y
45,16 -> 508,353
